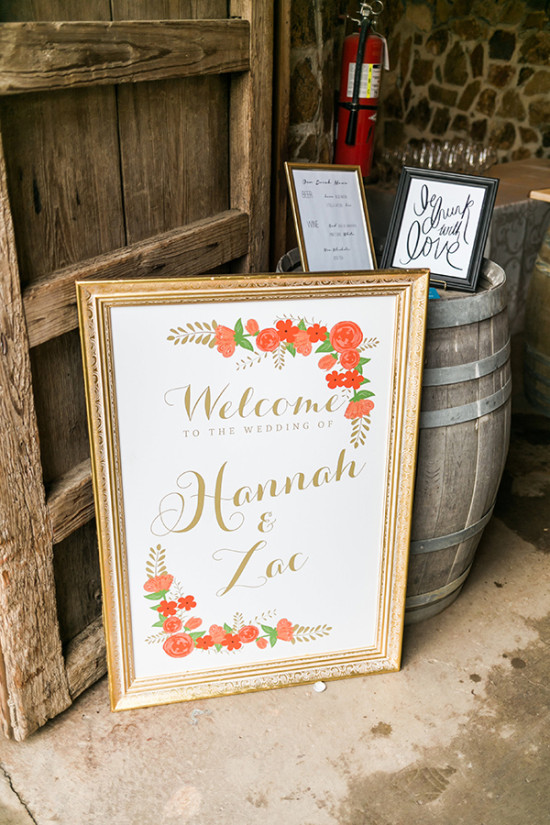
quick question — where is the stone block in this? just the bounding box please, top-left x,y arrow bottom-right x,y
400,35 -> 413,83
290,59 -> 320,124
511,147 -> 533,160
489,30 -> 516,61
476,88 -> 497,117
291,1 -> 317,48
444,42 -> 469,86
451,113 -> 470,133
489,120 -> 516,150
458,80 -> 481,111
519,32 -> 550,65
529,99 -> 550,128
470,43 -> 485,78
488,64 -> 516,88
524,70 -> 550,95
428,84 -> 458,106
431,106 -> 451,136
411,54 -> 434,86
519,126 -> 539,144
405,97 -> 432,128
470,118 -> 488,141
519,67 -> 535,85
426,30 -> 449,56
497,89 -> 526,120
451,18 -> 488,39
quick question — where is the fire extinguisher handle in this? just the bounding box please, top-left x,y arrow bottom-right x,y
345,16 -> 372,147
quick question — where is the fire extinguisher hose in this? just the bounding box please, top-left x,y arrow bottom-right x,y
344,15 -> 372,147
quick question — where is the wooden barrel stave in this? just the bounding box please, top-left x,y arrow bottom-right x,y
406,263 -> 511,622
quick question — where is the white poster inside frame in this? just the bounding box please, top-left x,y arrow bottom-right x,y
286,162 -> 377,272
77,270 -> 428,712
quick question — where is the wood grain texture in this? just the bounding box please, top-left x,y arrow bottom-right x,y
0,134 -> 71,740
0,20 -> 250,94
23,209 -> 249,347
230,0 -> 273,272
112,1 -> 231,246
0,0 -> 111,23
47,458 -> 94,544
53,520 -> 102,643
0,87 -> 125,287
64,615 -> 106,700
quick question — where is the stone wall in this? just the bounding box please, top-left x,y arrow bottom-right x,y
289,0 -> 550,173
376,0 -> 550,166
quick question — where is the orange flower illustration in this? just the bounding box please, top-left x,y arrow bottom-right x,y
276,618 -> 294,641
144,574 -> 173,593
162,633 -> 194,658
330,320 -> 363,353
344,399 -> 375,419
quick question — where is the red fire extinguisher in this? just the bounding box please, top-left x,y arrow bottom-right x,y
334,2 -> 385,178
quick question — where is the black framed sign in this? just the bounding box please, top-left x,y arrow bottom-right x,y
381,167 -> 498,292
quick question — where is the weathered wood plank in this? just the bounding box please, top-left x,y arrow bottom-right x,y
64,615 -> 107,700
229,0 -> 273,271
23,209 -> 249,347
112,1 -> 230,245
0,20 -> 250,94
0,0 -> 111,23
0,87 -> 125,288
0,131 -> 71,741
47,458 -> 94,544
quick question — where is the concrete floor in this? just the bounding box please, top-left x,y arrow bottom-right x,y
1,403 -> 549,824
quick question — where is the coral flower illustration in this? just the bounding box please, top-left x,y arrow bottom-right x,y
276,618 -> 295,641
345,399 -> 375,419
238,625 -> 260,644
163,616 -> 183,634
245,319 -> 259,334
330,320 -> 363,352
256,328 -> 280,352
163,633 -> 194,658
339,349 -> 361,369
144,574 -> 173,593
318,354 -> 337,371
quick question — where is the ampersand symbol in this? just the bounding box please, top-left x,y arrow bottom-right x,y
257,512 -> 275,533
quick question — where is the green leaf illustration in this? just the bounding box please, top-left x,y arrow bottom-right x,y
352,389 -> 375,401
236,337 -> 254,352
224,623 -> 233,634
358,357 -> 370,366
152,619 -> 165,628
298,319 -> 307,331
235,318 -> 244,337
316,339 -> 334,353
144,590 -> 167,600
286,343 -> 296,357
261,624 -> 275,634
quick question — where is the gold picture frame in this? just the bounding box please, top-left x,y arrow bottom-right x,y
77,270 -> 428,712
285,162 -> 377,272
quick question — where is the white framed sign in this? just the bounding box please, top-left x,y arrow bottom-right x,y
77,270 -> 429,712
285,162 -> 377,272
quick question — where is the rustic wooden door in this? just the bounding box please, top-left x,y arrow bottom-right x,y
0,0 -> 273,739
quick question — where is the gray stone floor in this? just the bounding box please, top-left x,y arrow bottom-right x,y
0,413 -> 548,824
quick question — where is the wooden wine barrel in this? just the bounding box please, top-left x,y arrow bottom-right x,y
524,224 -> 550,416
276,252 -> 511,624
406,260 -> 511,623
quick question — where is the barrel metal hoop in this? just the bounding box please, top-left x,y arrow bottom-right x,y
422,339 -> 511,387
419,377 -> 512,429
410,506 -> 495,555
405,564 -> 473,608
426,281 -> 506,329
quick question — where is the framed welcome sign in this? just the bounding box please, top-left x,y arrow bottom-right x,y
381,167 -> 498,291
77,270 -> 429,711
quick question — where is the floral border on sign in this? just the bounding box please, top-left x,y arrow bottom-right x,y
144,546 -> 332,659
167,316 -> 378,448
